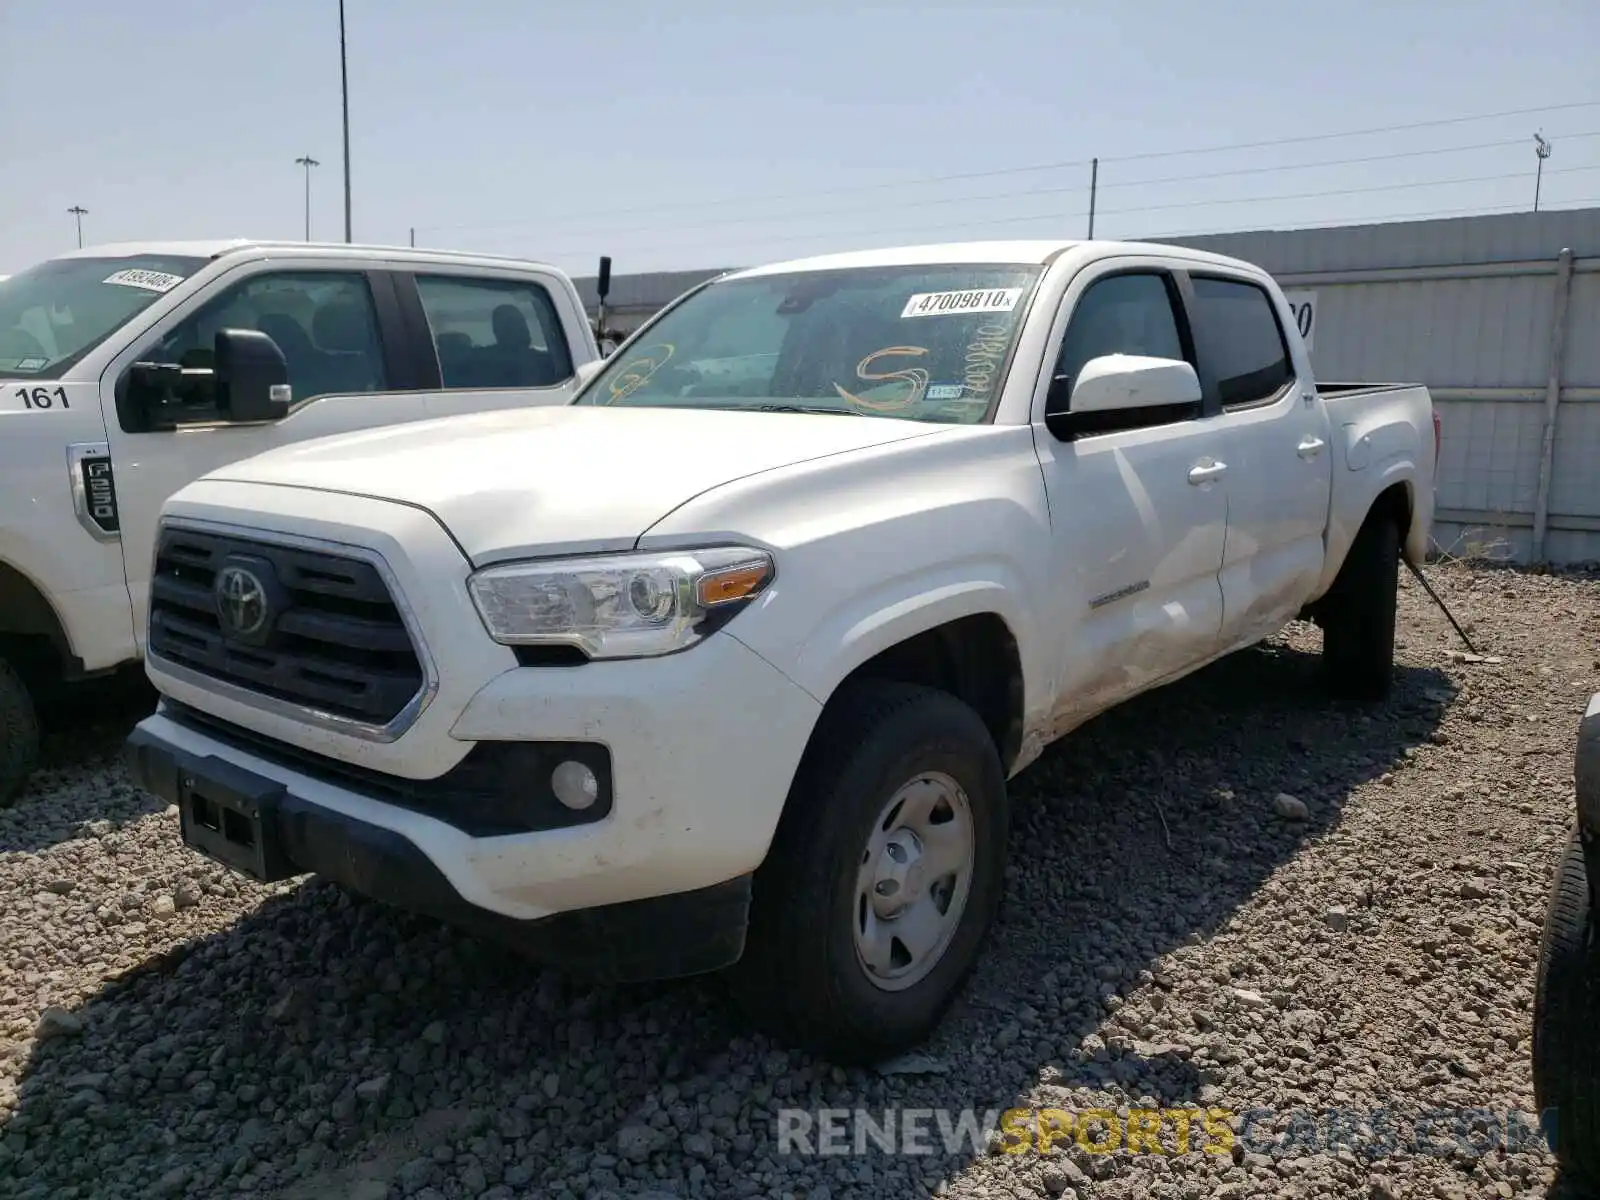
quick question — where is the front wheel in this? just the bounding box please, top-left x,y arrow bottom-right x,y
727,680 -> 1010,1065
0,656 -> 41,808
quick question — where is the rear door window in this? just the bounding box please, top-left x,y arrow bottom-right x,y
415,275 -> 575,390
1187,276 -> 1293,408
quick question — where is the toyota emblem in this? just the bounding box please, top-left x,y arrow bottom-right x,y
215,565 -> 269,638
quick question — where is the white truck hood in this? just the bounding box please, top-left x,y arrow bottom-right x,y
203,405 -> 946,563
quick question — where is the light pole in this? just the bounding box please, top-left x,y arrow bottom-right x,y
339,0 -> 352,242
1534,132 -> 1552,212
295,155 -> 320,241
67,206 -> 88,248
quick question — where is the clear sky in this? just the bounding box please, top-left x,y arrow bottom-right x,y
1,0 -> 1596,277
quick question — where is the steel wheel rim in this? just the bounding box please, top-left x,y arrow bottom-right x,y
852,770 -> 976,992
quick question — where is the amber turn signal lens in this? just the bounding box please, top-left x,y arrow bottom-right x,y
696,560 -> 772,607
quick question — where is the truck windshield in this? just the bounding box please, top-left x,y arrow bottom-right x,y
0,254 -> 207,379
575,263 -> 1044,424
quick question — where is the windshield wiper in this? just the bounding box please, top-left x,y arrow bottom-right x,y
737,403 -> 861,416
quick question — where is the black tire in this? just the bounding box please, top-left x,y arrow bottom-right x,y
1320,512 -> 1400,702
1533,827 -> 1600,1188
0,656 -> 41,809
727,680 -> 1009,1065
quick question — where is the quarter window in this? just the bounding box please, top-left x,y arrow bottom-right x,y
1050,272 -> 1187,413
415,275 -> 574,389
145,271 -> 387,409
1188,276 -> 1293,407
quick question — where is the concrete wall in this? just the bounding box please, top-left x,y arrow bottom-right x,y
574,207 -> 1600,564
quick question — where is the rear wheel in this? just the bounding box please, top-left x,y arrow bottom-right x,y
1320,512 -> 1400,702
728,680 -> 1009,1065
1532,828 -> 1600,1188
0,656 -> 41,808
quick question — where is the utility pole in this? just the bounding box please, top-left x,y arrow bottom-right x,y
1087,158 -> 1099,238
339,0 -> 352,242
1533,132 -> 1552,212
295,155 -> 320,241
67,206 -> 88,248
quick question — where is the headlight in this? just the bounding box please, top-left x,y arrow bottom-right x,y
467,545 -> 775,659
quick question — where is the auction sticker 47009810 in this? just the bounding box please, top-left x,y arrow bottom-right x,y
900,288 -> 1024,319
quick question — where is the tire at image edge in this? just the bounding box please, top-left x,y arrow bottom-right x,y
1532,827 -> 1600,1187
0,657 -> 41,808
726,679 -> 1010,1065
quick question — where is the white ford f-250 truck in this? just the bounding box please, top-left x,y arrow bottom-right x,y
0,240 -> 601,802
125,239 -> 1438,1063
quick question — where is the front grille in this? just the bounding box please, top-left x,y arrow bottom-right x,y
148,527 -> 424,726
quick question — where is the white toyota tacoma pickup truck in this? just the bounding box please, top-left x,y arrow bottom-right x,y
125,239 -> 1438,1063
0,240 -> 600,802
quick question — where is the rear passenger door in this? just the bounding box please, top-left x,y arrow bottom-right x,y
394,271 -> 584,418
1187,273 -> 1333,650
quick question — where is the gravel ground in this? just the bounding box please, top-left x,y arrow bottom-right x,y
1,562 -> 1596,1200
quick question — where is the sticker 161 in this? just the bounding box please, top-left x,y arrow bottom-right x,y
15,386 -> 70,410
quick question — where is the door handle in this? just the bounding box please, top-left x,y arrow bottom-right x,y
1188,460 -> 1228,485
1297,436 -> 1326,459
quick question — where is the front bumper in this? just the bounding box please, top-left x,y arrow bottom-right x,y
127,711 -> 754,983
131,620 -> 820,907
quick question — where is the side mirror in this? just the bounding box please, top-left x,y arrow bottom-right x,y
573,359 -> 606,390
214,328 -> 291,422
1045,354 -> 1201,439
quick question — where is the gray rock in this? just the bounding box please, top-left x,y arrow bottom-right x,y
1273,793 -> 1310,821
355,1074 -> 391,1102
35,1007 -> 84,1040
617,1124 -> 663,1163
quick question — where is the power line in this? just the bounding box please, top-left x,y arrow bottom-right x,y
1101,132 -> 1600,194
475,130 -> 1600,245
1105,162 -> 1600,219
532,163 -> 1600,259
415,99 -> 1600,235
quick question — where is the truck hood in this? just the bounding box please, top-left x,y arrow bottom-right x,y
204,405 -> 947,563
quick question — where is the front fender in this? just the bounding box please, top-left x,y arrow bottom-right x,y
1577,693 -> 1600,840
750,559 -> 1042,711
1576,694 -> 1600,911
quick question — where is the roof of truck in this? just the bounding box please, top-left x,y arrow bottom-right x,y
51,239 -> 566,274
723,238 -> 1267,279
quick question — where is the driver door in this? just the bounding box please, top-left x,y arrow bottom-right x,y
1031,261 -> 1229,736
99,262 -> 425,652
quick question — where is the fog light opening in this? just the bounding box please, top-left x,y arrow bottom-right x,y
551,759 -> 600,811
